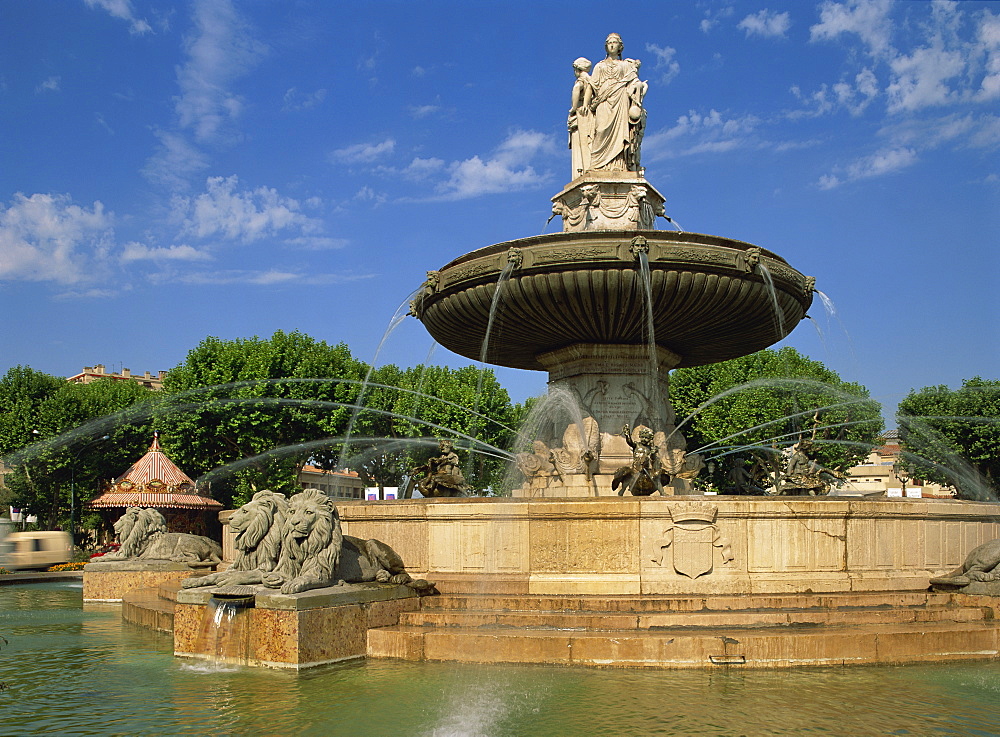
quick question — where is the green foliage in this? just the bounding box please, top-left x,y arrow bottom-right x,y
670,348 -> 883,493
897,377 -> 1000,500
0,366 -> 156,531
156,331 -> 368,507
348,364 -> 516,493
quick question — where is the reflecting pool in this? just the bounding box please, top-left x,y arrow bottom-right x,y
2,583 -> 1000,736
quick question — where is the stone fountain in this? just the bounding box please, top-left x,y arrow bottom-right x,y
116,33 -> 1000,671
410,32 -> 813,498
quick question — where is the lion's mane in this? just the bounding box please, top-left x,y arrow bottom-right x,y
230,490 -> 288,573
268,488 -> 342,594
115,507 -> 168,558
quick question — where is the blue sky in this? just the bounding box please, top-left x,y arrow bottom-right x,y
1,0 -> 997,422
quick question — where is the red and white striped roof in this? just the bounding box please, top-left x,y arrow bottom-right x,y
85,492 -> 222,509
84,434 -> 221,511
113,434 -> 194,488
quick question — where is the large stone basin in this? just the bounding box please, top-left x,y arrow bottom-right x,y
415,230 -> 814,371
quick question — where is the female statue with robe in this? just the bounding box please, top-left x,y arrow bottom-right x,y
588,33 -> 647,172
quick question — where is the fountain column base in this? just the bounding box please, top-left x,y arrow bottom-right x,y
514,343 -> 697,496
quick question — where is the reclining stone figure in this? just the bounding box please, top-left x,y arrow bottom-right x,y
183,488 -> 433,596
94,506 -> 222,566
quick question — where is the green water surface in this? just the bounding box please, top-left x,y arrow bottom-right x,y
2,582 -> 1000,736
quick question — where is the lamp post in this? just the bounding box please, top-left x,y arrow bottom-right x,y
70,435 -> 109,547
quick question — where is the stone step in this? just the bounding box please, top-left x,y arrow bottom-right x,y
368,619 -> 1000,668
122,586 -> 175,633
399,604 -> 990,630
419,591 -> 956,614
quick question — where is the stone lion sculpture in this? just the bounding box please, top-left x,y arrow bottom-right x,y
97,507 -> 222,566
259,488 -> 430,595
930,538 -> 1000,588
181,490 -> 288,589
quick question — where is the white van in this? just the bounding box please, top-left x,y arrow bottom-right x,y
0,530 -> 72,570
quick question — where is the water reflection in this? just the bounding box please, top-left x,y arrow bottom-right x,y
2,583 -> 1000,735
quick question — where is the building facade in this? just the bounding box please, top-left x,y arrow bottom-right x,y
67,364 -> 167,390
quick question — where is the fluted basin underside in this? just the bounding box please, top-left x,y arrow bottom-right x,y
418,230 -> 814,371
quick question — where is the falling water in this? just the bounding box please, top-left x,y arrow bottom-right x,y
664,215 -> 686,232
465,261 -> 517,476
636,251 -> 667,428
338,291 -> 421,468
758,263 -> 786,340
805,315 -> 829,353
191,592 -> 255,668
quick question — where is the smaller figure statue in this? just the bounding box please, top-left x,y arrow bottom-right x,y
612,424 -> 669,496
777,440 -> 842,496
568,57 -> 594,177
92,507 -> 222,566
410,439 -> 470,497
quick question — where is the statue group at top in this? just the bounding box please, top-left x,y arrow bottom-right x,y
553,34 -> 664,232
568,33 -> 648,177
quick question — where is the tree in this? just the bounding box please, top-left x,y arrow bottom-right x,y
897,377 -> 1000,500
670,348 -> 883,493
0,367 -> 156,532
347,364 -> 517,493
156,331 -> 368,507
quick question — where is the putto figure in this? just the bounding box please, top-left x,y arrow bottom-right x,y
410,438 -> 471,497
612,424 -> 669,496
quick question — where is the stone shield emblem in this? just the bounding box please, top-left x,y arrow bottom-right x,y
653,502 -> 733,579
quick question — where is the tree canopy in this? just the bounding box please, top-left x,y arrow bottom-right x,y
669,347 -> 884,493
0,366 -> 156,532
155,331 -> 368,507
896,377 -> 1000,500
346,363 -> 516,493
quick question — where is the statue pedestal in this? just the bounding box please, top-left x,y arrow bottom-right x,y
83,560 -> 216,602
174,583 -> 421,669
552,172 -> 666,232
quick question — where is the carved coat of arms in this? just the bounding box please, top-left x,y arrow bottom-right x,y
653,502 -> 734,579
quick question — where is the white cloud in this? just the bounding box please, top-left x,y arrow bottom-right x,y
700,5 -> 735,34
790,67 -> 879,117
84,0 -> 152,35
142,129 -> 210,191
172,175 -> 324,244
818,146 -> 918,188
408,104 -> 441,119
738,9 -> 792,39
120,243 -> 212,263
882,113 -> 1000,151
886,42 -> 965,112
973,9 -> 1000,102
810,0 -> 895,58
0,193 -> 113,284
645,43 -> 680,85
401,157 -> 446,179
282,87 -> 326,111
174,0 -> 266,142
644,109 -> 762,158
808,1 -> 999,115
283,236 -> 348,250
168,268 -> 374,286
329,138 -> 396,164
35,76 -> 61,94
429,130 -> 554,201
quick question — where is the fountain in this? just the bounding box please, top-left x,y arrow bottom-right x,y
81,32 -> 1000,671
335,33 -> 1000,668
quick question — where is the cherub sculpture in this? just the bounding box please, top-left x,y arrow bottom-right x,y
612,424 -> 669,496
